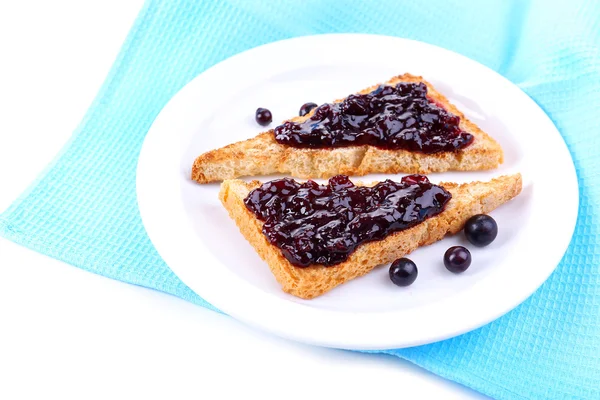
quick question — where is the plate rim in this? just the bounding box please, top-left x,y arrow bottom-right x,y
136,33 -> 579,350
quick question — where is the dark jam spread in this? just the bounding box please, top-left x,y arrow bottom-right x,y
273,82 -> 474,153
244,174 -> 452,267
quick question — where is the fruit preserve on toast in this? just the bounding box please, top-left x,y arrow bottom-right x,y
244,175 -> 452,267
274,82 -> 473,153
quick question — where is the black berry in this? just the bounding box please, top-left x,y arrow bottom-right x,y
255,108 -> 272,126
299,102 -> 318,117
389,258 -> 418,287
464,214 -> 498,247
444,246 -> 471,273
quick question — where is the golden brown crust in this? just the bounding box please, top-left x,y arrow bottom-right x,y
219,173 -> 522,299
192,73 -> 504,184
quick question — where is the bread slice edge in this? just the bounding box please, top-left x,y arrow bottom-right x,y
219,173 -> 522,299
192,73 -> 503,183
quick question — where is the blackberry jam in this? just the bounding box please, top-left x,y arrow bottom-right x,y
273,82 -> 473,153
244,174 -> 452,267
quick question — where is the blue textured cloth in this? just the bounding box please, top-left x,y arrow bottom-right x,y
1,0 -> 599,398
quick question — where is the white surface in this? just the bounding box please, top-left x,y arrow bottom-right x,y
0,1 -> 489,398
138,34 -> 578,350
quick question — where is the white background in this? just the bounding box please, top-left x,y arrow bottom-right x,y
0,1 -> 487,399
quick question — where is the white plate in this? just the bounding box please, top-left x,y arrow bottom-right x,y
136,34 -> 578,350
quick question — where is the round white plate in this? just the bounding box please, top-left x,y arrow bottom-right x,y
136,34 -> 578,350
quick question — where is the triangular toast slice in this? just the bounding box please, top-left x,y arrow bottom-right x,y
219,174 -> 522,299
193,74 -> 503,184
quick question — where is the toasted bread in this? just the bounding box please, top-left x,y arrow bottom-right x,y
193,74 -> 503,184
219,174 -> 522,299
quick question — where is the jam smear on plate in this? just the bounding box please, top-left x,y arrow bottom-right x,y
244,174 -> 452,267
273,82 -> 474,153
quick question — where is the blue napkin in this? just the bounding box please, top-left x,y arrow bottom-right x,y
1,0 -> 599,398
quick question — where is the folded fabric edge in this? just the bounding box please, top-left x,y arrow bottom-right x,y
0,216 -> 220,313
374,349 -> 524,400
0,1 -> 156,220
